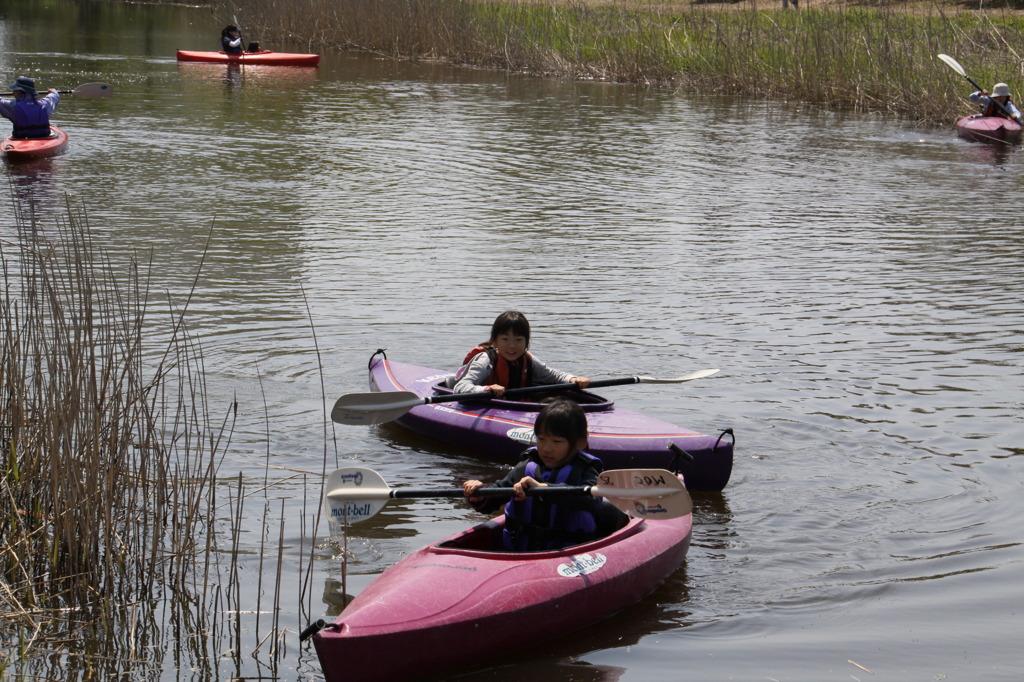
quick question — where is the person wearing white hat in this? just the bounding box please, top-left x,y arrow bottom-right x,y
969,82 -> 1022,122
0,76 -> 60,139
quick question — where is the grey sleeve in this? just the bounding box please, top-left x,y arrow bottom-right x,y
453,353 -> 494,393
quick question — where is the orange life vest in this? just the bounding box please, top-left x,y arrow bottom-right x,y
462,346 -> 532,388
983,96 -> 1016,118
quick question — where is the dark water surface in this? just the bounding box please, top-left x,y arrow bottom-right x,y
2,1 -> 1021,680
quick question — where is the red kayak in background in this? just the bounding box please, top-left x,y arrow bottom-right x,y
2,126 -> 69,160
955,115 -> 1023,145
176,49 -> 319,66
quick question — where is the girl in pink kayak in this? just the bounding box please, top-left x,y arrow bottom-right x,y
462,399 -> 622,551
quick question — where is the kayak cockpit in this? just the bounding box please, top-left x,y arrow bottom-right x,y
429,381 -> 615,413
436,512 -> 636,556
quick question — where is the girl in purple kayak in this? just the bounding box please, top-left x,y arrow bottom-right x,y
0,77 -> 59,139
452,310 -> 590,397
463,399 -> 624,551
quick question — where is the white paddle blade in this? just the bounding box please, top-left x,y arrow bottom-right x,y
595,469 -> 693,520
322,467 -> 390,531
638,368 -> 719,384
330,391 -> 424,425
72,82 -> 114,97
937,54 -> 966,77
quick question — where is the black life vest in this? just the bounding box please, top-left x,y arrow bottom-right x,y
222,36 -> 243,54
502,449 -> 601,551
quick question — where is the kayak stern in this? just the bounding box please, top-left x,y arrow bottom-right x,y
2,126 -> 69,160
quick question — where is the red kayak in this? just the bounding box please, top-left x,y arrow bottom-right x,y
313,511 -> 692,681
2,126 -> 68,160
955,115 -> 1023,145
176,49 -> 319,66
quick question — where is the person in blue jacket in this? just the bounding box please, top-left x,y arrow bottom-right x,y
0,77 -> 59,139
463,399 -> 624,551
221,25 -> 243,54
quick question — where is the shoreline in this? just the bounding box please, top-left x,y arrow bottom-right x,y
226,0 -> 1024,126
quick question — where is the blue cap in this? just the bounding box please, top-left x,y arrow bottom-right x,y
10,76 -> 37,96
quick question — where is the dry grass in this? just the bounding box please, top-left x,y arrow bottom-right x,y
220,0 -> 1024,123
0,199 -> 303,677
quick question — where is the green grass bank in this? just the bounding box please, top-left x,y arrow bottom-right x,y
223,0 -> 1024,124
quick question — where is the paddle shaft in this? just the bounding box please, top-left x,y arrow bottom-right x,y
393,486 -> 591,499
394,484 -> 688,502
423,376 -> 640,406
323,466 -> 692,522
330,368 -> 718,426
329,485 -> 611,500
330,480 -> 687,502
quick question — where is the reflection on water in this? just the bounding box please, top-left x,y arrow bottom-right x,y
321,579 -> 355,617
177,61 -> 321,91
5,156 -> 64,221
455,661 -> 627,682
957,139 -> 1019,166
689,492 -> 735,551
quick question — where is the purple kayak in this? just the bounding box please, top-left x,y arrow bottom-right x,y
366,351 -> 734,491
955,115 -> 1023,145
313,510 -> 692,681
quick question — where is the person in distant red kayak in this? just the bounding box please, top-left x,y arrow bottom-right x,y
451,310 -> 590,397
969,82 -> 1022,122
0,77 -> 59,139
221,24 -> 243,54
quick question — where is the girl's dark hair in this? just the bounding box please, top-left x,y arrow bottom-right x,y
222,24 -> 238,38
534,399 -> 588,446
486,310 -> 531,347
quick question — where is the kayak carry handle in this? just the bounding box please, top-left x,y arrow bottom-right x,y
300,618 -> 326,642
668,442 -> 695,473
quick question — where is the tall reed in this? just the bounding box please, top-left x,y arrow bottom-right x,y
0,200 -> 298,677
222,0 -> 1024,123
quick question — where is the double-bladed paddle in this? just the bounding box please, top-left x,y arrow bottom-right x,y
938,53 -> 1019,122
322,466 -> 693,525
331,368 -> 720,426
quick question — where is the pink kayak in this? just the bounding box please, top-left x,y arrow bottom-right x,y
955,115 -> 1023,145
313,511 -> 692,681
2,126 -> 68,160
366,351 -> 734,491
176,49 -> 319,66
